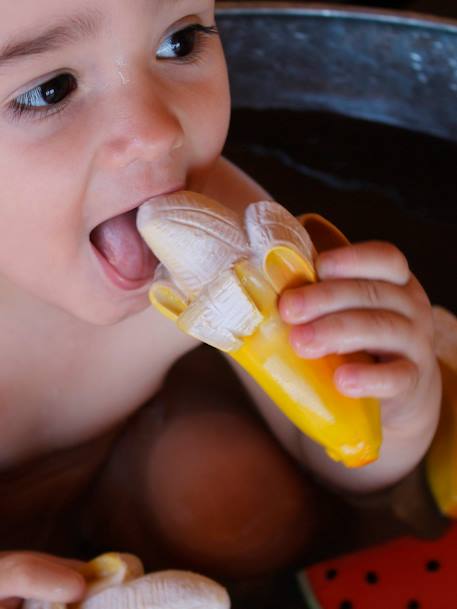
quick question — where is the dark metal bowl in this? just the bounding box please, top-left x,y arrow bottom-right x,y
217,2 -> 457,141
216,3 -> 457,316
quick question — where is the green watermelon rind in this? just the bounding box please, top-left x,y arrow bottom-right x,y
296,572 -> 322,609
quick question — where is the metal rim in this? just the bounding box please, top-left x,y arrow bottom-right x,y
216,1 -> 457,33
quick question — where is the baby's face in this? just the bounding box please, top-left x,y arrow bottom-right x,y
0,0 -> 230,324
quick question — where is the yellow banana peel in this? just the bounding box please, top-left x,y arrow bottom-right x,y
137,193 -> 381,468
426,360 -> 457,517
80,552 -> 144,596
426,307 -> 457,517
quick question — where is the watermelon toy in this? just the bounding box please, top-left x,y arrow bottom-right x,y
298,521 -> 457,608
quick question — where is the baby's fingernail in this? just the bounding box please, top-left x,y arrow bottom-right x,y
316,253 -> 336,278
339,382 -> 362,397
291,324 -> 317,355
336,370 -> 362,396
280,291 -> 304,321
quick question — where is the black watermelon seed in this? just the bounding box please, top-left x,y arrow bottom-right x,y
407,600 -> 420,609
325,568 -> 338,580
339,601 -> 353,609
365,571 -> 379,584
426,559 -> 440,572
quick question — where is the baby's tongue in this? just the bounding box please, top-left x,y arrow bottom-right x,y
91,209 -> 157,280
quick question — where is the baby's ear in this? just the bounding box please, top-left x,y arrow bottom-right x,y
298,213 -> 349,253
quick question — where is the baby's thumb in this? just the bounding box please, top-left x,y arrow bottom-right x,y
0,553 -> 85,605
82,570 -> 230,609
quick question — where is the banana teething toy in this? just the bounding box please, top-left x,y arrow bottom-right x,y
23,552 -> 230,609
137,192 -> 381,468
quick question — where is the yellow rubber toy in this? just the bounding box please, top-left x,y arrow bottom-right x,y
138,195 -> 381,468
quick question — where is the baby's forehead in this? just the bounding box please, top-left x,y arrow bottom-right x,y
0,7 -> 101,61
1,0 -> 202,26
0,0 -> 199,69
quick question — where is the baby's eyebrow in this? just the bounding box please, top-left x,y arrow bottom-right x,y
0,9 -> 103,68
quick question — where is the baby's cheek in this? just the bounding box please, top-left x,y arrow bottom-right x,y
189,68 -> 230,167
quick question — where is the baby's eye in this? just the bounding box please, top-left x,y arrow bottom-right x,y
9,73 -> 77,120
156,24 -> 218,61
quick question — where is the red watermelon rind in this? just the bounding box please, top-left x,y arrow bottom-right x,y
297,571 -> 322,609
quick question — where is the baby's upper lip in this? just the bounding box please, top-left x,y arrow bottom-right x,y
91,182 -> 186,230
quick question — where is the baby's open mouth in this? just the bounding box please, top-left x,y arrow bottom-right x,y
90,207 -> 158,282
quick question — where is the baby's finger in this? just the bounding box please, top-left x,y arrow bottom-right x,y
56,558 -> 87,572
289,309 -> 425,364
0,553 -> 86,573
334,359 -> 419,399
317,241 -> 410,285
0,553 -> 85,603
280,278 -> 416,325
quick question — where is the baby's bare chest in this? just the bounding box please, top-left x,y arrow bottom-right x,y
0,343 -> 167,551
0,321 -> 175,468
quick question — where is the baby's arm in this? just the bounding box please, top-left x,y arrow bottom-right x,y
0,552 -> 85,608
207,159 -> 441,494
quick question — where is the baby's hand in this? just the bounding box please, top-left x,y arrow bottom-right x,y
0,552 -> 85,608
279,241 -> 441,464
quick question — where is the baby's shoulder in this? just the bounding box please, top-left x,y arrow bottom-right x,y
0,307 -> 181,465
202,157 -> 271,214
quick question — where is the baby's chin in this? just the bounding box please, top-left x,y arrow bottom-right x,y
50,288 -> 152,327
93,298 -> 151,326
92,297 -> 152,327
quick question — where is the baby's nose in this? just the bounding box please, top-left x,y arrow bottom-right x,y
96,82 -> 184,170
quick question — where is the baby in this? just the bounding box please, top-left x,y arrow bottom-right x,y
0,0 -> 442,606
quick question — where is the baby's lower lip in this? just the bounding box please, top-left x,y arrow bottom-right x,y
91,243 -> 158,291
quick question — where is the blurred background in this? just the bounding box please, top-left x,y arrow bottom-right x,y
332,0 -> 456,18
226,0 -> 457,19
339,1 -> 457,18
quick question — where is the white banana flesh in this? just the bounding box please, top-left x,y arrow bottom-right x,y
136,192 -> 315,351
